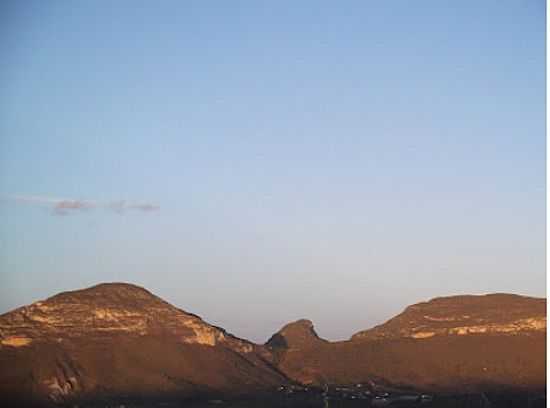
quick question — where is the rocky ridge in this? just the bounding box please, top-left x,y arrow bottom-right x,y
0,283 -> 285,405
267,294 -> 546,391
0,285 -> 546,405
0,283 -> 255,352
351,294 -> 546,341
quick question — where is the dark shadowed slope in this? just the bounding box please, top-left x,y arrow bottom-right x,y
0,283 -> 287,405
267,294 -> 546,393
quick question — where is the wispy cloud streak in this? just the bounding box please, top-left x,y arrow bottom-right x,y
107,200 -> 160,214
6,195 -> 159,216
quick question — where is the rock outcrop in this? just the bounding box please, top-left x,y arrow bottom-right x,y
268,294 -> 546,393
266,319 -> 325,351
351,294 -> 546,341
0,284 -> 545,405
0,283 -> 286,406
0,283 -> 259,351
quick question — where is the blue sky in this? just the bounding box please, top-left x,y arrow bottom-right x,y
0,1 -> 545,342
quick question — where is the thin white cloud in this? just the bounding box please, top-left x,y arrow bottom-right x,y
6,195 -> 159,216
107,200 -> 160,214
11,194 -> 74,205
53,199 -> 96,215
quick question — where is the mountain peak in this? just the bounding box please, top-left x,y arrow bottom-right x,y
45,282 -> 157,305
266,319 -> 324,351
0,282 -> 241,349
0,283 -> 287,404
81,281 -> 150,293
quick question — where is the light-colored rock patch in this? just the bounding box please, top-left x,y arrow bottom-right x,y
1,335 -> 32,347
33,302 -> 55,312
411,331 -> 436,339
29,314 -> 64,324
43,376 -> 77,402
448,317 -> 546,336
93,308 -> 142,320
233,342 -> 254,353
181,319 -> 218,346
423,315 -> 457,322
519,317 -> 547,330
407,316 -> 546,339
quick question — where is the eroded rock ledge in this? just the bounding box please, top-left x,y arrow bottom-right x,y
0,283 -> 253,352
408,316 -> 546,339
352,293 -> 546,341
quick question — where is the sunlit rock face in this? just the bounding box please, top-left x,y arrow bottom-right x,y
0,283 -> 285,405
0,283 -> 251,349
351,293 -> 546,341
267,294 -> 546,393
0,335 -> 32,347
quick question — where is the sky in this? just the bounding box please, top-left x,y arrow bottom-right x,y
0,0 -> 546,342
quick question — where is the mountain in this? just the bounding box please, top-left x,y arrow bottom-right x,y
0,285 -> 546,406
0,283 -> 287,406
267,294 -> 546,393
352,293 -> 546,341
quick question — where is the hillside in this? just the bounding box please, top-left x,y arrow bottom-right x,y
267,294 -> 546,393
0,283 -> 287,406
352,293 -> 546,341
0,285 -> 545,406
